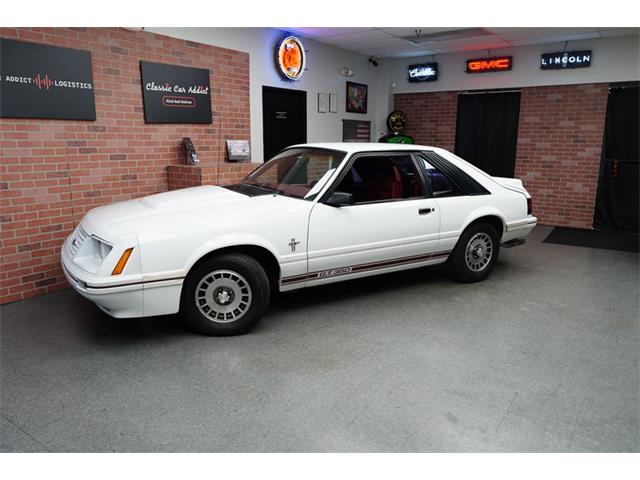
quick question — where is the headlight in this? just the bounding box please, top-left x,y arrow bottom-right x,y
72,234 -> 113,273
97,238 -> 113,261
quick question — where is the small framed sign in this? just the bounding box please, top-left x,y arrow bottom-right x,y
226,140 -> 251,162
329,93 -> 338,113
318,93 -> 328,113
408,62 -> 438,82
140,61 -> 212,124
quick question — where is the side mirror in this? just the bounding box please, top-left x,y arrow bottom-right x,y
325,191 -> 354,207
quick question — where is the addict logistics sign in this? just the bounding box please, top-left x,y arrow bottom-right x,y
0,38 -> 96,120
140,61 -> 212,124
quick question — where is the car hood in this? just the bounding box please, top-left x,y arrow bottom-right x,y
82,185 -> 301,240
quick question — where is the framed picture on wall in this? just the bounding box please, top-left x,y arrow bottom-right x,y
342,119 -> 371,142
317,93 -> 328,113
329,93 -> 338,113
346,81 -> 367,114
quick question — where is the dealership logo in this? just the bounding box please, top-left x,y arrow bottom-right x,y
2,72 -> 93,91
408,62 -> 438,82
540,50 -> 592,70
466,56 -> 513,73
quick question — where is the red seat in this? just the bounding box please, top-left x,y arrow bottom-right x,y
364,165 -> 404,201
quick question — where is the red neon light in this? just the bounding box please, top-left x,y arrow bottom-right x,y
466,57 -> 512,73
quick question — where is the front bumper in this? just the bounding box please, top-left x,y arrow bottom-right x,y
61,235 -> 144,318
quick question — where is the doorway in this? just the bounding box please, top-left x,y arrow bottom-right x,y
593,83 -> 639,232
262,86 -> 307,161
455,91 -> 521,178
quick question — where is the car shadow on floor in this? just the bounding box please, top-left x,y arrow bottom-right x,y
78,257 -> 519,344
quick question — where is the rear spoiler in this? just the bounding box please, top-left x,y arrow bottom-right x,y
493,176 -> 528,195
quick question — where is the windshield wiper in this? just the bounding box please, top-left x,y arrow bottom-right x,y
239,182 -> 278,193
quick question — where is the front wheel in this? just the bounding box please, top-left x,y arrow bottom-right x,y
448,222 -> 500,283
181,253 -> 270,335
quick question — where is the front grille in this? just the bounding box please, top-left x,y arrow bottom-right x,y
68,226 -> 88,257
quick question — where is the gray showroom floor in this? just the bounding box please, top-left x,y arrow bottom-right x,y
1,226 -> 638,452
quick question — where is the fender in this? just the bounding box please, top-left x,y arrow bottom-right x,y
460,206 -> 506,235
437,204 -> 507,253
184,233 -> 283,275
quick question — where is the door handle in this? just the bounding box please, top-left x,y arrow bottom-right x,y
419,208 -> 434,215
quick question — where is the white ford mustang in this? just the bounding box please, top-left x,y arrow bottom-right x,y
62,143 -> 536,335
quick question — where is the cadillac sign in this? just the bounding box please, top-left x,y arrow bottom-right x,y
540,50 -> 592,70
408,63 -> 438,82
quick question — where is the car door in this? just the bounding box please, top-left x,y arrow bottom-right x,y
305,152 -> 441,285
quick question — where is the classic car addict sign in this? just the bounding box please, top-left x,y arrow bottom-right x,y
408,63 -> 439,82
466,56 -> 513,73
140,61 -> 212,124
0,38 -> 96,120
540,50 -> 592,70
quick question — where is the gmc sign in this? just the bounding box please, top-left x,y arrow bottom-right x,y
466,56 -> 513,74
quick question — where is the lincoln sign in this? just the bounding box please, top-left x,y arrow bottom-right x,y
540,50 -> 592,70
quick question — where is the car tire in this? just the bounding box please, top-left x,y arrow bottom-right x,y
448,222 -> 500,283
181,253 -> 271,336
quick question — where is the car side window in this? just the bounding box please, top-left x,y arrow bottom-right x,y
419,158 -> 461,198
333,155 -> 424,203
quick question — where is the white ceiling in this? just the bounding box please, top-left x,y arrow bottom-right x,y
286,27 -> 639,58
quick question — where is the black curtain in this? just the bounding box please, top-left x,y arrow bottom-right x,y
455,91 -> 521,178
594,84 -> 639,232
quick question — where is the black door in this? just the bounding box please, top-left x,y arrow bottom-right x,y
455,91 -> 521,178
262,86 -> 307,161
594,83 -> 639,232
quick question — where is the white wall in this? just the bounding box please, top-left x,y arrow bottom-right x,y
146,29 -> 639,160
146,27 -> 381,163
388,35 -> 639,95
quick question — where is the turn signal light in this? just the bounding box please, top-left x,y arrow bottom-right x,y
527,197 -> 532,216
111,248 -> 133,275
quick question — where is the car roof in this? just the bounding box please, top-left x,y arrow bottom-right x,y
288,142 -> 438,154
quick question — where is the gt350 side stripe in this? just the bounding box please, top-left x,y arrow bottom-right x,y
281,250 -> 451,285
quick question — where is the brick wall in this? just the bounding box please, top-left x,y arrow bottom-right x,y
515,84 -> 608,227
166,163 -> 256,191
0,27 -> 251,304
166,165 -> 203,190
394,91 -> 458,151
393,84 -> 609,228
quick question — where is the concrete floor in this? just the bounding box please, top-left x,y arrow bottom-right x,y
1,226 -> 638,452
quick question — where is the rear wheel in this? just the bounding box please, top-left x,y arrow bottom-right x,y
181,253 -> 270,335
448,222 -> 500,283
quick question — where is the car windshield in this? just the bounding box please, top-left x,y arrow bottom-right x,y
241,148 -> 346,200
